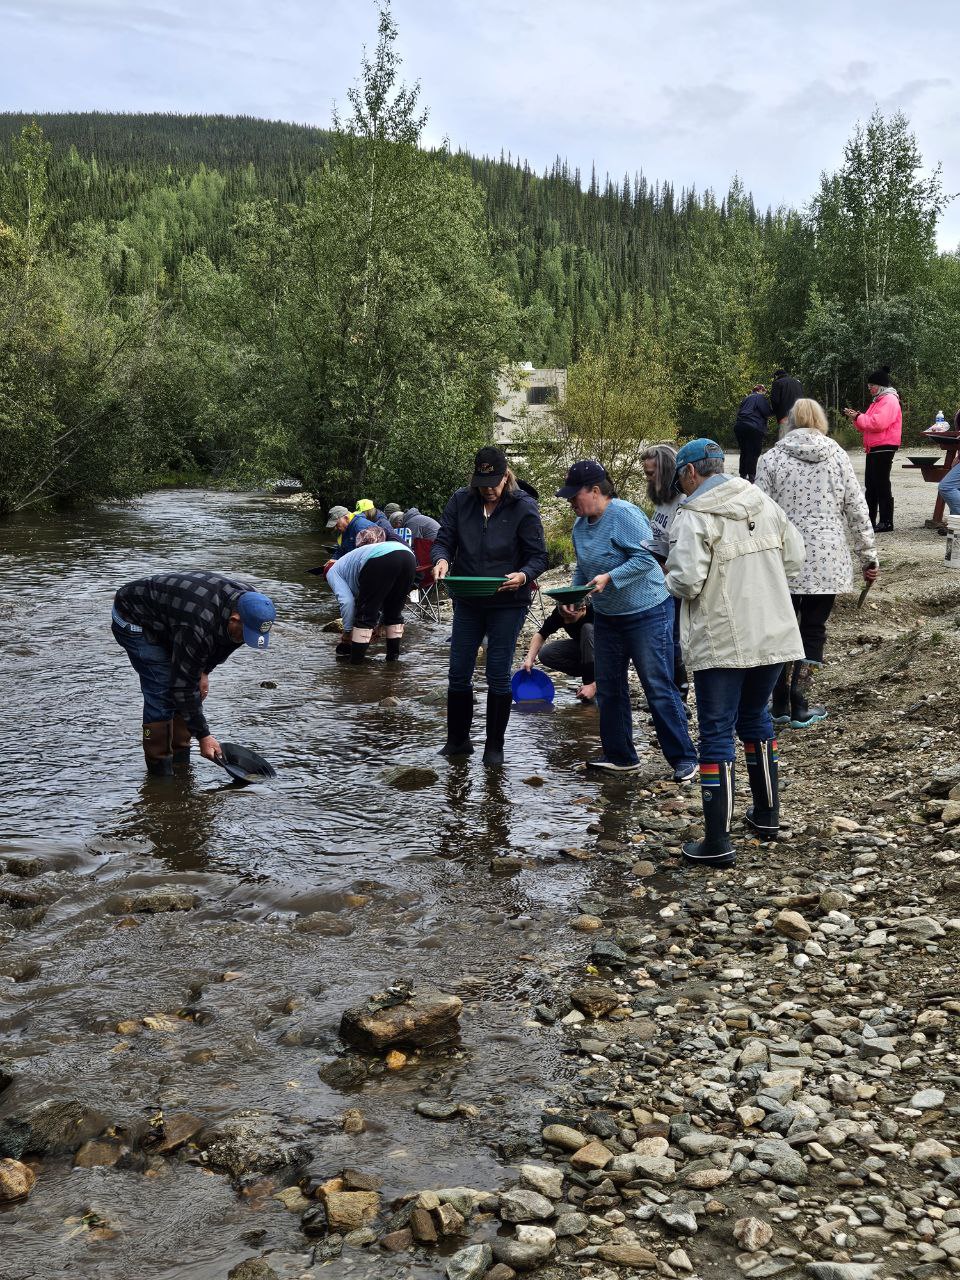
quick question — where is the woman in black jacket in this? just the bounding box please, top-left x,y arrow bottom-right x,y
432,446 -> 548,766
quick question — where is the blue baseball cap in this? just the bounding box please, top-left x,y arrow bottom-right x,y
556,459 -> 609,498
237,591 -> 276,650
674,438 -> 725,480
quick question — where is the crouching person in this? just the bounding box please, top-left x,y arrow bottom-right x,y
325,527 -> 416,663
522,600 -> 595,701
665,440 -> 805,868
112,571 -> 276,775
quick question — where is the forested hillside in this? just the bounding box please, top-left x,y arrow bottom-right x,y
1,7 -> 958,514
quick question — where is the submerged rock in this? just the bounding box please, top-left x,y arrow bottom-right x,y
197,1111 -> 311,1181
382,765 -> 438,791
339,988 -> 462,1052
0,1158 -> 35,1201
106,889 -> 198,915
0,1099 -> 106,1158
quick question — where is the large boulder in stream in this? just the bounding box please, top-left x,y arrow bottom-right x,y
340,987 -> 463,1052
196,1110 -> 311,1182
0,1099 -> 107,1158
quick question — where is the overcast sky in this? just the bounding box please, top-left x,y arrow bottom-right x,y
2,0 -> 958,248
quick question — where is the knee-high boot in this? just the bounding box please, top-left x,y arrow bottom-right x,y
171,714 -> 192,766
482,691 -> 513,768
744,739 -> 779,840
771,663 -> 791,724
683,760 -> 735,868
142,720 -> 174,776
440,689 -> 474,757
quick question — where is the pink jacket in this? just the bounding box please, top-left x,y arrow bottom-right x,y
855,390 -> 902,451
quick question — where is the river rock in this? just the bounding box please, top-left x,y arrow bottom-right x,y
734,1217 -> 773,1251
555,1211 -> 590,1237
774,909 -> 812,940
382,765 -> 438,791
499,1187 -> 554,1222
569,983 -> 622,1018
446,1243 -> 493,1280
105,889 -> 198,914
227,1261 -> 278,1280
340,989 -> 462,1051
909,1087 -> 945,1109
541,1123 -> 587,1151
154,1113 -> 204,1153
197,1111 -> 311,1181
805,1265 -> 881,1280
0,1099 -> 106,1158
897,916 -> 945,940
609,1152 -> 676,1182
74,1138 -> 125,1168
492,1224 -> 556,1270
596,1242 -> 657,1267
520,1163 -> 563,1198
325,1190 -> 381,1231
570,1140 -> 612,1170
0,1158 -> 35,1201
911,1138 -> 952,1163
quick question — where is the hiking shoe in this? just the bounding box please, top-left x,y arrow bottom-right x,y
586,758 -> 642,773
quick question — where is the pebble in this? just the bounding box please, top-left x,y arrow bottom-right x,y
0,1158 -> 35,1201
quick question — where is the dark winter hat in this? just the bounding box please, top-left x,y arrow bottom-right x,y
384,503 -> 402,517
555,459 -> 609,499
772,369 -> 788,380
867,365 -> 891,386
470,445 -> 509,487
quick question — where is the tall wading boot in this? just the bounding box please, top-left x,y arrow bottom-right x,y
440,688 -> 474,757
142,720 -> 174,776
744,739 -> 780,840
482,691 -> 514,768
683,760 -> 735,868
791,661 -> 828,728
171,714 -> 192,766
385,624 -> 403,661
349,642 -> 369,664
771,663 -> 792,724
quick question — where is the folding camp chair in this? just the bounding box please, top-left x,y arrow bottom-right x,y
407,536 -> 448,624
527,579 -> 549,625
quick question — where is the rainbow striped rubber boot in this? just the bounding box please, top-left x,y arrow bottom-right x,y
744,739 -> 780,841
683,760 -> 735,868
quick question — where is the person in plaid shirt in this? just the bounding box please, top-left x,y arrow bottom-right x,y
112,571 -> 276,774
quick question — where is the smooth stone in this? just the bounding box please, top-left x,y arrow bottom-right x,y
446,1243 -> 493,1280
0,1158 -> 35,1201
492,1224 -> 556,1271
541,1123 -> 588,1151
734,1216 -> 774,1251
520,1164 -> 563,1199
498,1187 -> 554,1222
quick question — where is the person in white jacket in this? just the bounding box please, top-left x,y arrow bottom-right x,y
665,439 -> 805,868
755,398 -> 879,728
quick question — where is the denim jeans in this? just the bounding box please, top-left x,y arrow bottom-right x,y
693,664 -> 783,762
448,600 -> 526,696
939,460 -> 960,516
593,599 -> 697,768
112,612 -> 177,723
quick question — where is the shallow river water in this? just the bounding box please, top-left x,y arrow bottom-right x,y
0,490 -> 660,1279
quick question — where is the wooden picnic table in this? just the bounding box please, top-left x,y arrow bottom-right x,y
902,431 -> 960,528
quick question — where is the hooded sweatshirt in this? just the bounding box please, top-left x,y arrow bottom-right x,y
854,388 -> 902,451
664,476 -> 805,671
755,430 -> 877,595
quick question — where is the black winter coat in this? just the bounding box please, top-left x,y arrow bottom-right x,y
735,391 -> 773,435
432,486 -> 548,608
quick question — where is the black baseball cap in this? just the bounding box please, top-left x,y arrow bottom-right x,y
470,446 -> 509,488
555,459 -> 609,499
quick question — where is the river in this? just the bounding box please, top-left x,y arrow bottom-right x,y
0,489 -> 659,1279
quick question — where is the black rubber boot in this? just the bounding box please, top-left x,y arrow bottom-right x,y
349,642 -> 369,664
440,689 -> 474,757
142,720 -> 174,776
771,663 -> 792,724
385,638 -> 402,661
683,760 -> 735,868
171,714 -> 192,766
335,641 -> 352,660
481,691 -> 513,767
790,661 -> 827,728
744,739 -> 779,840
674,657 -> 690,703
